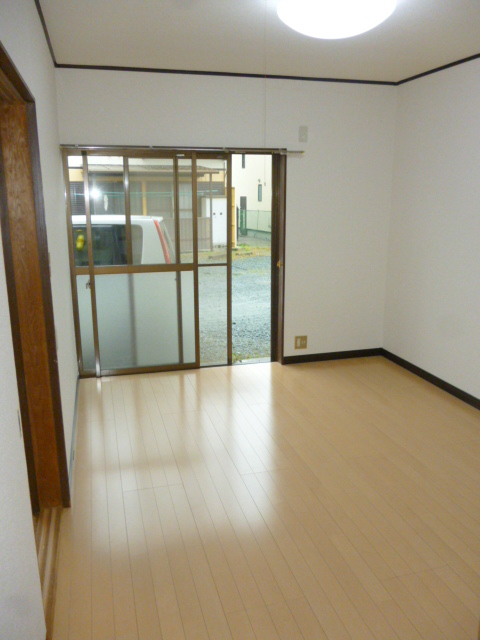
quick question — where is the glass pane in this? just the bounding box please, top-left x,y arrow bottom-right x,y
231,154 -> 272,363
76,275 -> 95,371
197,159 -> 227,264
87,156 -> 126,266
178,158 -> 194,264
128,158 -> 176,265
181,271 -> 196,364
199,266 -> 227,366
95,272 -> 194,370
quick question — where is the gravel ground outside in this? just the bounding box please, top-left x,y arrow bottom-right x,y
199,243 -> 271,364
232,253 -> 271,362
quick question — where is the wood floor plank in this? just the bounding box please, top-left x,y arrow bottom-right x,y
111,381 -> 138,493
171,450 -> 246,614
67,414 -> 92,640
417,568 -> 479,638
103,417 -> 139,640
242,473 -> 371,640
253,472 -> 393,640
123,490 -> 162,639
161,412 -> 265,611
138,489 -> 185,640
226,610 -> 257,640
247,606 -> 281,640
154,486 -> 210,640
398,571 -> 470,639
90,421 -> 115,640
169,483 -> 233,639
162,413 -> 286,608
383,576 -> 450,640
267,601 -> 304,640
287,597 -> 329,640
434,565 -> 480,616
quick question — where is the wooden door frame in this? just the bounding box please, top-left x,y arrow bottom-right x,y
271,153 -> 286,364
0,43 -> 70,512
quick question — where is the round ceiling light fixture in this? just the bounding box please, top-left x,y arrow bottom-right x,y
277,0 -> 397,39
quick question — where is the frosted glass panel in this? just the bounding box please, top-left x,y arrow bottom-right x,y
181,271 -> 196,364
76,275 -> 95,371
199,267 -> 227,366
95,272 -> 191,370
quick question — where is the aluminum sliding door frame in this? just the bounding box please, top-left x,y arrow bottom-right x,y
173,156 -> 184,364
62,151 -> 84,372
192,153 -> 201,366
271,153 -> 286,364
82,151 -> 102,377
123,157 -> 138,365
226,153 -> 233,365
124,157 -> 133,264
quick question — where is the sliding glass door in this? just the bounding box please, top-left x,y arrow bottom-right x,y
64,149 -> 232,375
64,148 -> 282,377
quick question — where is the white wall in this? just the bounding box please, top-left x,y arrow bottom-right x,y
56,69 -> 397,356
385,60 -> 480,399
0,1 -> 77,636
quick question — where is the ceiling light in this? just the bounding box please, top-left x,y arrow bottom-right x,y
277,0 -> 397,39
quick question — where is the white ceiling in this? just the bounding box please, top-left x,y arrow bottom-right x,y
39,0 -> 480,83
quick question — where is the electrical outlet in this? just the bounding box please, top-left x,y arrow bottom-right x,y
299,125 -> 308,143
295,335 -> 307,349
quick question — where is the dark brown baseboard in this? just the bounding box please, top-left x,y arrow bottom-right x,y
283,348 -> 383,365
381,349 -> 480,411
283,347 -> 479,411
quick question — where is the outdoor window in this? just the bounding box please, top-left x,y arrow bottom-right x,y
258,184 -> 263,202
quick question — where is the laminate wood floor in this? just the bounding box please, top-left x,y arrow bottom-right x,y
53,357 -> 480,639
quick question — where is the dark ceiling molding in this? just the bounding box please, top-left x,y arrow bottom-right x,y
32,1 -> 480,87
51,54 -> 480,88
397,52 -> 480,85
54,63 -> 397,86
34,0 -> 57,66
